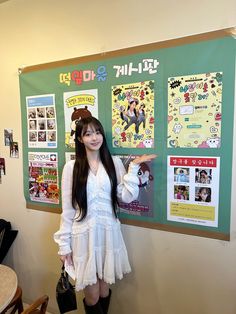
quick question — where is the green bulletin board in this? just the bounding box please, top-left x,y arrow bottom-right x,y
19,28 -> 236,240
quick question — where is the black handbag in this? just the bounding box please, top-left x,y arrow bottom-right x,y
56,265 -> 77,313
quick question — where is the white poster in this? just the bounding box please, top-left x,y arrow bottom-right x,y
167,156 -> 220,227
26,94 -> 57,148
64,89 -> 98,148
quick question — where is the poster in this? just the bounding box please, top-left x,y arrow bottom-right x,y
28,152 -> 59,204
117,155 -> 155,217
167,156 -> 220,227
10,142 -> 19,158
0,158 -> 6,175
65,152 -> 76,163
64,89 -> 98,148
112,81 -> 155,148
167,72 -> 222,148
26,94 -> 57,148
4,129 -> 13,146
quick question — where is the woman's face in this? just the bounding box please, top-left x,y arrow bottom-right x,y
199,189 -> 208,201
129,102 -> 136,110
80,124 -> 103,152
178,188 -> 184,194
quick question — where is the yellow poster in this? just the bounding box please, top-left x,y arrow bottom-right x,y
167,72 -> 222,148
112,81 -> 155,148
170,202 -> 215,221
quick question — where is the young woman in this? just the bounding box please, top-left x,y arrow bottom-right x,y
195,187 -> 211,202
54,117 -> 156,314
123,98 -> 138,131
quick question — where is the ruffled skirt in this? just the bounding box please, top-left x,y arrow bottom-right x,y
71,216 -> 131,291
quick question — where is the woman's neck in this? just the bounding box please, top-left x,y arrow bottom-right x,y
86,151 -> 100,175
86,150 -> 100,163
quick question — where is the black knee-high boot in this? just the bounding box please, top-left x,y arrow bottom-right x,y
99,289 -> 112,314
83,298 -> 103,314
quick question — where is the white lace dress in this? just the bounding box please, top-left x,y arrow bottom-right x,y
54,156 -> 139,291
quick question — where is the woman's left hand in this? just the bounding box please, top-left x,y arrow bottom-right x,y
132,154 -> 157,165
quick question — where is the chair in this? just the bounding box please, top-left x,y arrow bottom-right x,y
21,295 -> 49,314
0,286 -> 23,314
0,219 -> 18,263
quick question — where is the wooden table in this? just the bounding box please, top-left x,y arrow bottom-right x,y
0,264 -> 18,312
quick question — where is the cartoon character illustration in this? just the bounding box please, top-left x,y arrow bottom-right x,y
173,123 -> 183,134
206,137 -> 221,148
70,106 -> 92,142
142,138 -> 153,148
137,162 -> 153,188
169,139 -> 179,148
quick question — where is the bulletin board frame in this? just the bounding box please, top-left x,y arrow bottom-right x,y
19,28 -> 236,240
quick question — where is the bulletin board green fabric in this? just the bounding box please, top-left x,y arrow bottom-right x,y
19,28 -> 236,240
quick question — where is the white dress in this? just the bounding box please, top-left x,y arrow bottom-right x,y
54,156 -> 139,291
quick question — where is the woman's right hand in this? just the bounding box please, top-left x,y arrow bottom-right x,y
59,253 -> 73,265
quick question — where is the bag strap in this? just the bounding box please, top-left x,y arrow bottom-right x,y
61,264 -> 69,280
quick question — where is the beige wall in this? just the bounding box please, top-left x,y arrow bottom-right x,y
0,0 -> 236,313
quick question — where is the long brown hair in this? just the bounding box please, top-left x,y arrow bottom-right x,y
72,117 -> 118,220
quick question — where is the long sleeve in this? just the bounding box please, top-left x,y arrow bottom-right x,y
113,156 -> 140,203
53,160 -> 76,255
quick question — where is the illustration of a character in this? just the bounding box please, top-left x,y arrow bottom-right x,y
143,138 -> 153,148
206,137 -> 221,148
70,106 -> 92,142
137,162 -> 153,188
173,123 -> 183,134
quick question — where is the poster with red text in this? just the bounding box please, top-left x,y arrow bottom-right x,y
28,152 -> 59,204
167,156 -> 220,227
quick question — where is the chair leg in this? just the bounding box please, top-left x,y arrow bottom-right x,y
1,286 -> 23,314
16,295 -> 24,314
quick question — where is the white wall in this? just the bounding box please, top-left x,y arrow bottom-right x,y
0,0 -> 235,313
